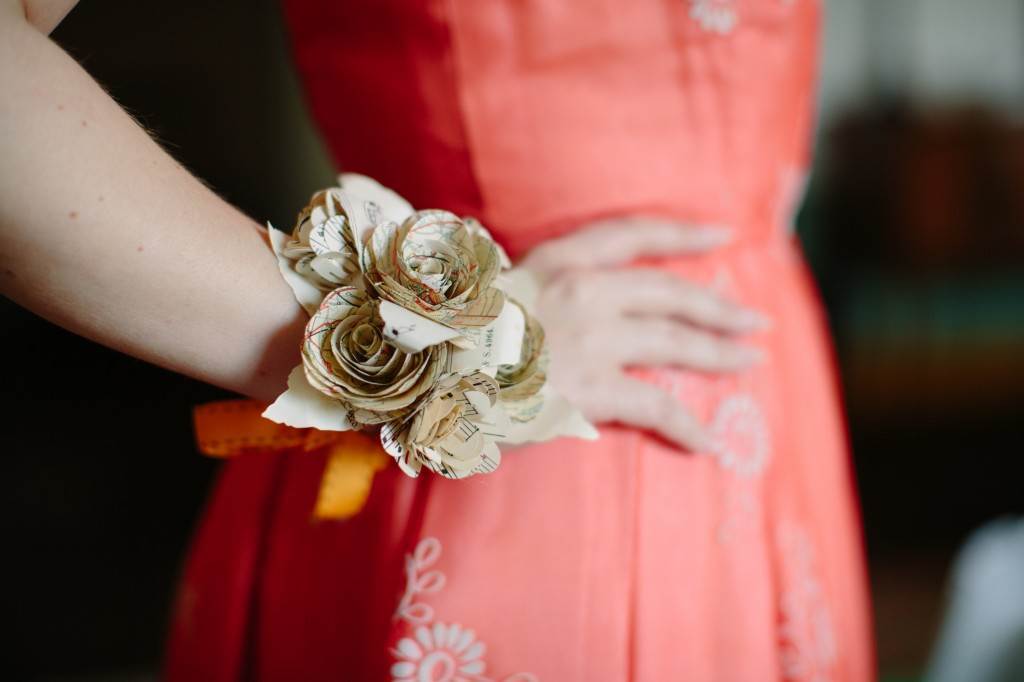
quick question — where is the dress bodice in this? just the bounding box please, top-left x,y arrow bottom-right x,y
282,0 -> 820,256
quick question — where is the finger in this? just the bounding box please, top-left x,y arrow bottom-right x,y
588,375 -> 712,452
610,319 -> 764,371
584,269 -> 770,333
522,218 -> 732,277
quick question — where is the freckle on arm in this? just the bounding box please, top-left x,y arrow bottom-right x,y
68,211 -> 78,219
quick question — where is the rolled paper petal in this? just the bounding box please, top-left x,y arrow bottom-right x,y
302,288 -> 449,416
381,372 -> 508,480
262,366 -> 354,431
308,214 -> 348,254
464,217 -> 511,270
448,286 -> 506,328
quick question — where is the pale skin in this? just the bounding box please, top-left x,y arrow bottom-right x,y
1,0 -> 768,452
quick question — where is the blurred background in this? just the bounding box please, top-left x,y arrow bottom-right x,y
2,0 -> 1023,680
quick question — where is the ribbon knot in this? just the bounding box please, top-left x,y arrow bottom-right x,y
193,400 -> 389,519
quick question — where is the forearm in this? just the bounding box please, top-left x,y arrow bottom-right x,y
0,5 -> 306,401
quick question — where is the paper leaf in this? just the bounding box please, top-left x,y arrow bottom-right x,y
493,299 -> 525,366
268,223 -> 324,315
501,385 -> 599,445
262,366 -> 353,431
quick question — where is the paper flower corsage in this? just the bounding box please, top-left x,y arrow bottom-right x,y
263,174 -> 597,482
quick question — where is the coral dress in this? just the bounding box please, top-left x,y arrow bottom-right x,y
166,1 -> 874,680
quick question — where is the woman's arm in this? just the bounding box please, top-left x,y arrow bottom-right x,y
0,0 -> 306,401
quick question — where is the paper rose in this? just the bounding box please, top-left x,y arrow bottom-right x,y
360,209 -> 505,330
381,372 -> 508,479
302,287 -> 451,423
283,189 -> 360,290
268,175 -> 416,314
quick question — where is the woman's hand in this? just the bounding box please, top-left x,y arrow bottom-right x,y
521,218 -> 769,452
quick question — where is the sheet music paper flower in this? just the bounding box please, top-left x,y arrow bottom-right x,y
382,372 -> 508,479
268,175 -> 415,314
283,189 -> 360,290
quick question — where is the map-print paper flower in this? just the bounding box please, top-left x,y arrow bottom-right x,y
302,287 -> 450,421
361,210 -> 505,331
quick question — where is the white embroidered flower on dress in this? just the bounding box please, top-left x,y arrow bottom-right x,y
689,0 -> 738,35
710,393 -> 771,477
392,538 -> 539,682
777,521 -> 838,681
391,623 -> 487,681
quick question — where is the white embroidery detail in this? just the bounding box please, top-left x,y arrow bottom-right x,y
645,267 -> 773,543
394,537 -> 446,626
688,0 -> 798,35
392,537 -> 539,682
710,393 -> 771,477
689,0 -> 738,34
716,485 -> 757,544
777,521 -> 838,682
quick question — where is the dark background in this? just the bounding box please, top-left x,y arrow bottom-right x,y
3,1 -> 1023,680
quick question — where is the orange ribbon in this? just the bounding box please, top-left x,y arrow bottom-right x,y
193,400 -> 390,519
